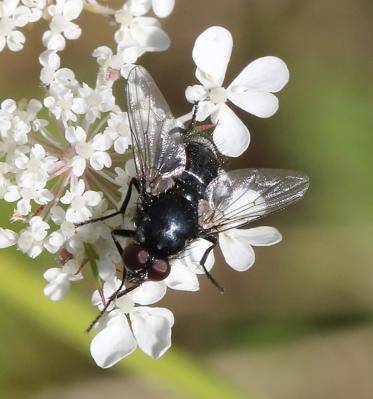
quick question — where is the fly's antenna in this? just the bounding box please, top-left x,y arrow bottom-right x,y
85,284 -> 140,333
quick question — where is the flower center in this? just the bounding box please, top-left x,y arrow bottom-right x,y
209,87 -> 227,104
27,157 -> 42,172
50,15 -> 67,33
115,295 -> 135,314
71,195 -> 86,210
75,142 -> 93,159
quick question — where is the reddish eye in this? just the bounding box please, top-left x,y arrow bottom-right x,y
148,258 -> 171,281
123,244 -> 149,272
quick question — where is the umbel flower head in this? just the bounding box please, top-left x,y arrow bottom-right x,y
0,0 -> 297,369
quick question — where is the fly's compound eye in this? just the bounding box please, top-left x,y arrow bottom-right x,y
123,244 -> 149,273
148,258 -> 171,281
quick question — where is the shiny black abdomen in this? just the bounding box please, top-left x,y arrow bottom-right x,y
135,139 -> 219,258
180,140 -> 220,198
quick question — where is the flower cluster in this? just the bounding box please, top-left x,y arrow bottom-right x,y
0,1 -> 290,368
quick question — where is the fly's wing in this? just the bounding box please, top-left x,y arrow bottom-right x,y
126,66 -> 186,192
200,168 -> 309,233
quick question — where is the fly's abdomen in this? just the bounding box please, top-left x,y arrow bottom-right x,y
181,140 -> 220,198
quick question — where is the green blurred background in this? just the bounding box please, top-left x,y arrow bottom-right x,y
1,0 -> 373,397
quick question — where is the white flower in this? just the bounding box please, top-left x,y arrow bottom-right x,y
104,112 -> 131,154
0,98 -> 34,146
0,227 -> 18,248
114,2 -> 170,55
13,144 -> 57,187
39,50 -> 61,85
65,126 -> 112,176
43,259 -> 83,300
219,226 -> 282,271
0,0 -> 31,52
43,0 -> 83,51
44,206 -> 79,253
17,216 -> 50,257
72,83 -> 115,124
90,278 -> 173,368
186,26 -> 289,157
4,184 -> 53,216
93,46 -> 139,84
4,144 -> 56,215
60,179 -> 103,224
44,86 -> 77,123
22,0 -> 46,23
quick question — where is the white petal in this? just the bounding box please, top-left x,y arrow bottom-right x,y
0,37 -> 6,51
43,268 -> 60,282
4,186 -> 20,202
129,281 -> 167,305
128,0 -> 151,16
71,156 -> 86,177
183,238 -> 215,274
43,272 -> 70,301
114,137 -> 130,154
90,312 -> 137,368
92,133 -> 112,151
66,126 -> 86,143
152,0 -> 175,17
63,0 -> 83,20
219,230 -> 256,272
44,231 -> 65,253
195,100 -> 217,122
7,31 -> 25,52
50,206 -> 65,224
229,56 -> 289,93
71,98 -> 87,114
235,226 -> 282,246
192,26 -> 232,89
212,105 -> 250,157
0,228 -> 18,248
13,6 -> 31,27
138,24 -> 170,52
130,307 -> 174,359
185,85 -> 207,104
165,261 -> 199,291
228,89 -> 279,118
43,31 -> 65,51
83,190 -> 102,206
64,22 -> 81,40
98,257 -> 116,282
90,152 -> 112,170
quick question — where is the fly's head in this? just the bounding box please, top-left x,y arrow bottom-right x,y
122,243 -> 171,282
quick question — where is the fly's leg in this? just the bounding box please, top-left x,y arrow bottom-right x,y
189,101 -> 199,130
85,228 -> 137,333
200,235 -> 224,293
76,177 -> 139,227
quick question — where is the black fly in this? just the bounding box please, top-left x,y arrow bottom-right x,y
79,66 -> 309,332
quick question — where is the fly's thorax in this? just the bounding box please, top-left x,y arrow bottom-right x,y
134,190 -> 199,257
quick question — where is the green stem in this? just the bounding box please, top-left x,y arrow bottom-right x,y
85,243 -> 103,291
